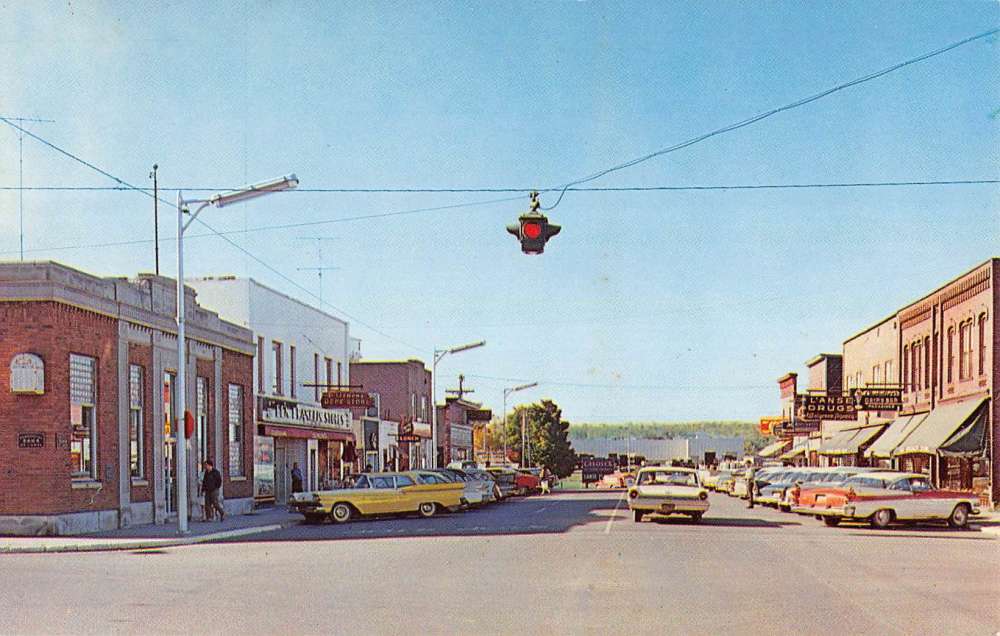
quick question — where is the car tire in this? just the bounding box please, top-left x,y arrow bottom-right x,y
418,502 -> 437,518
633,510 -> 644,523
330,503 -> 353,524
302,513 -> 324,525
870,509 -> 893,529
494,486 -> 503,501
947,503 -> 970,529
689,512 -> 703,522
823,517 -> 841,527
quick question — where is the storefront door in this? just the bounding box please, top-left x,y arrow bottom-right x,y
163,372 -> 178,515
274,443 -> 288,504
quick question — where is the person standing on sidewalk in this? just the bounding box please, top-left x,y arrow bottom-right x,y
291,462 -> 304,494
745,461 -> 757,509
201,460 -> 225,522
539,466 -> 551,494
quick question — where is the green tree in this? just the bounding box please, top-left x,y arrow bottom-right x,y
506,400 -> 577,477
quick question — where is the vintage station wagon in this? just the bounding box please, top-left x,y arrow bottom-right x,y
289,471 -> 465,523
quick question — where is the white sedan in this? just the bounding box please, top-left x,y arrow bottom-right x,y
627,466 -> 710,523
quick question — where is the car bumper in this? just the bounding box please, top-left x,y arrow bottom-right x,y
289,500 -> 323,515
629,498 -> 710,514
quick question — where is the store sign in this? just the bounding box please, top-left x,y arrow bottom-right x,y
10,353 -> 44,394
581,458 -> 617,484
17,432 -> 45,448
321,390 -> 374,409
398,434 -> 421,443
258,396 -> 351,431
853,387 -> 902,411
759,416 -> 786,435
412,421 -> 432,438
799,393 -> 857,421
773,420 -> 821,436
467,409 -> 492,422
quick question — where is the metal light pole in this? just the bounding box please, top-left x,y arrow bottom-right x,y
431,340 -> 485,468
502,381 -> 537,466
175,174 -> 298,534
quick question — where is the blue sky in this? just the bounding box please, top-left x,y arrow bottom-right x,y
1,2 -> 997,422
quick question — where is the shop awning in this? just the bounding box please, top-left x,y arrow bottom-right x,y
939,401 -> 990,458
893,398 -> 989,456
778,441 -> 807,460
261,424 -> 355,442
817,424 -> 887,455
865,413 -> 927,459
757,439 -> 791,458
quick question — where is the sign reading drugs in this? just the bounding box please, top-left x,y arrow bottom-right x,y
853,387 -> 902,411
321,390 -> 374,409
798,393 -> 857,421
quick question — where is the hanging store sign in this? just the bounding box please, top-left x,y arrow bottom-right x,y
798,393 -> 857,421
759,417 -> 787,435
258,396 -> 351,431
853,387 -> 902,411
10,353 -> 44,394
397,434 -> 421,444
321,390 -> 374,409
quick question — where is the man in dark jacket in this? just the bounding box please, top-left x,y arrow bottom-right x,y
201,460 -> 224,521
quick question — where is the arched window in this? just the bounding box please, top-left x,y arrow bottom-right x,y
947,327 -> 955,384
903,345 -> 909,391
923,336 -> 930,390
979,314 -> 988,376
959,320 -> 973,380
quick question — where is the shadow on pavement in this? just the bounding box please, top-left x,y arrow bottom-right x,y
649,516 -> 801,528
217,493 -> 625,544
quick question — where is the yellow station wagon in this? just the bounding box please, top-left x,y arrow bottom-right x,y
289,471 -> 466,523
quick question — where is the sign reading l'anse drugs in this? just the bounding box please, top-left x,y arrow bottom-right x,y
10,353 -> 44,394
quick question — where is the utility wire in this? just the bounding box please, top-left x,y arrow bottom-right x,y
467,373 -> 771,391
0,115 -> 425,354
538,27 -> 1000,210
2,179 -> 998,193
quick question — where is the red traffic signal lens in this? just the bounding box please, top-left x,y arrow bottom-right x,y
522,221 -> 542,239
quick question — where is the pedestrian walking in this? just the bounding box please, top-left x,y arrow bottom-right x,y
539,466 -> 551,494
201,460 -> 225,521
745,461 -> 757,509
291,462 -> 304,494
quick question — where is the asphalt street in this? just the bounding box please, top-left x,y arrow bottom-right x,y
2,491 -> 998,635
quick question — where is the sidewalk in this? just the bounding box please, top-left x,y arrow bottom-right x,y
971,508 -> 1000,537
0,507 -> 299,554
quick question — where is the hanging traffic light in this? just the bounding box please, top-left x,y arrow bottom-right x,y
506,191 -> 561,254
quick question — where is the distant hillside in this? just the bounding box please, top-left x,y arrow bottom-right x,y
569,421 -> 766,454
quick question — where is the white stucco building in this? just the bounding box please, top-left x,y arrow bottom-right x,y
188,277 -> 356,503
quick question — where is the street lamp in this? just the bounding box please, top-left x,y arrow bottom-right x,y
431,340 -> 485,468
174,174 -> 298,534
502,381 -> 538,466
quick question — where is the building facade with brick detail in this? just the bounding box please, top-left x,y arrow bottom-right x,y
0,262 -> 255,535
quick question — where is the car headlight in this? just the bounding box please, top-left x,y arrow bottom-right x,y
628,489 -> 639,499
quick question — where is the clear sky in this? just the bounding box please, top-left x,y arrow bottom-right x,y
1,2 -> 997,423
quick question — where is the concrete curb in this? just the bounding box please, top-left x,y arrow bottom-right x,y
0,522 -> 288,554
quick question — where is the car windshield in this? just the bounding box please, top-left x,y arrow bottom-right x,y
638,471 -> 698,486
352,475 -> 370,489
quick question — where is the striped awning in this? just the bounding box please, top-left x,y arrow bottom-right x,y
758,439 -> 791,458
817,424 -> 887,456
778,441 -> 807,460
894,398 -> 989,456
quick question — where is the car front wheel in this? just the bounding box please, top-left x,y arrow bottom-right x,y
870,509 -> 893,529
689,512 -> 703,522
330,503 -> 353,524
823,516 -> 841,527
947,504 -> 970,529
633,510 -> 644,523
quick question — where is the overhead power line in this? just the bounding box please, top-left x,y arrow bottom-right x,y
0,115 -> 424,354
537,26 -> 1000,210
1,179 -> 998,193
466,373 -> 770,392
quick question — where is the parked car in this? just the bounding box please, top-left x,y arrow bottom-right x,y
465,468 -> 503,502
797,472 -> 980,529
427,469 -> 491,508
627,466 -> 709,523
288,471 -> 465,523
486,467 -> 519,498
701,470 -> 720,491
791,467 -> 893,515
599,470 -> 636,489
713,470 -> 736,494
515,469 -> 542,495
757,469 -> 825,509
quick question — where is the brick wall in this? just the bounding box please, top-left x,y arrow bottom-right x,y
128,342 -> 154,503
0,302 -> 120,515
221,348 -> 254,499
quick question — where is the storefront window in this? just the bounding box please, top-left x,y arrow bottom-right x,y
959,321 -> 973,380
196,377 -> 209,466
70,354 -> 98,479
272,341 -> 283,395
978,314 -> 987,376
902,346 -> 909,391
947,327 -> 955,384
129,364 -> 144,479
228,384 -> 244,476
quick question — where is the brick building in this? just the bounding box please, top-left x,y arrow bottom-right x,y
0,262 -> 255,535
772,258 -> 997,505
436,397 -> 492,466
349,360 -> 433,470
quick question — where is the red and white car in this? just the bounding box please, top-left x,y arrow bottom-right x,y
796,471 -> 980,529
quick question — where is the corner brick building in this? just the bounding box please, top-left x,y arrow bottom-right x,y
0,262 -> 255,535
